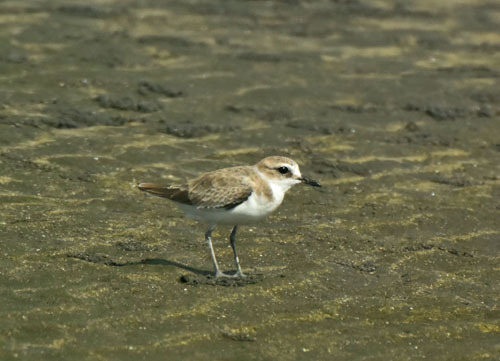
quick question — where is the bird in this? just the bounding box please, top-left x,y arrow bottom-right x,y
138,156 -> 321,278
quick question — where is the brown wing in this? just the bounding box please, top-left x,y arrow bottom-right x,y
138,166 -> 253,210
187,168 -> 253,209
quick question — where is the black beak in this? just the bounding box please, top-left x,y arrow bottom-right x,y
299,176 -> 321,187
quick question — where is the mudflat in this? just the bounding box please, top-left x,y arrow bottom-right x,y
1,1 -> 499,360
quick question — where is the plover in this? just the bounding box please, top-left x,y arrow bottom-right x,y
138,156 -> 321,278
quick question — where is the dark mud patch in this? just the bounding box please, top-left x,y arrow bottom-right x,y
429,174 -> 473,187
67,252 -> 126,267
402,244 -> 474,258
53,109 -> 130,128
260,109 -> 293,123
224,104 -> 257,114
162,121 -> 240,138
115,240 -> 159,252
285,120 -> 337,135
311,157 -> 371,177
334,260 -> 377,274
436,65 -> 499,78
136,35 -> 206,49
386,131 -> 459,147
95,95 -> 162,113
11,113 -> 130,129
137,81 -> 185,98
237,52 -> 293,63
404,121 -> 420,132
57,4 -> 125,18
0,152 -> 54,172
329,104 -> 379,114
179,273 -> 264,287
403,103 -> 497,120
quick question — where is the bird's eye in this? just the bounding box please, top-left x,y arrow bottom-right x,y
277,166 -> 289,175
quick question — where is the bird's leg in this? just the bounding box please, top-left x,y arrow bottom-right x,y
229,225 -> 246,278
205,225 -> 230,278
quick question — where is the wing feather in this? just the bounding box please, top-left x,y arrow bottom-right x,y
188,169 -> 252,209
138,166 -> 253,210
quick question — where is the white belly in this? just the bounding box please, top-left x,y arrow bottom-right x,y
177,188 -> 284,225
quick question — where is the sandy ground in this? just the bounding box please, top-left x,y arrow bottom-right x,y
1,0 -> 499,360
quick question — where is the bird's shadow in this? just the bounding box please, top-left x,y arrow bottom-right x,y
130,258 -> 211,276
66,253 -> 262,286
130,259 -> 263,287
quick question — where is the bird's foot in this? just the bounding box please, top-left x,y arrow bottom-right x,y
214,271 -> 233,278
232,270 -> 247,278
214,270 -> 246,279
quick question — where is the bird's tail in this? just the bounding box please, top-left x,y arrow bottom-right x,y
137,183 -> 191,204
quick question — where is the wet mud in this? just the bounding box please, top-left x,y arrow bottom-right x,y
1,0 -> 499,360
